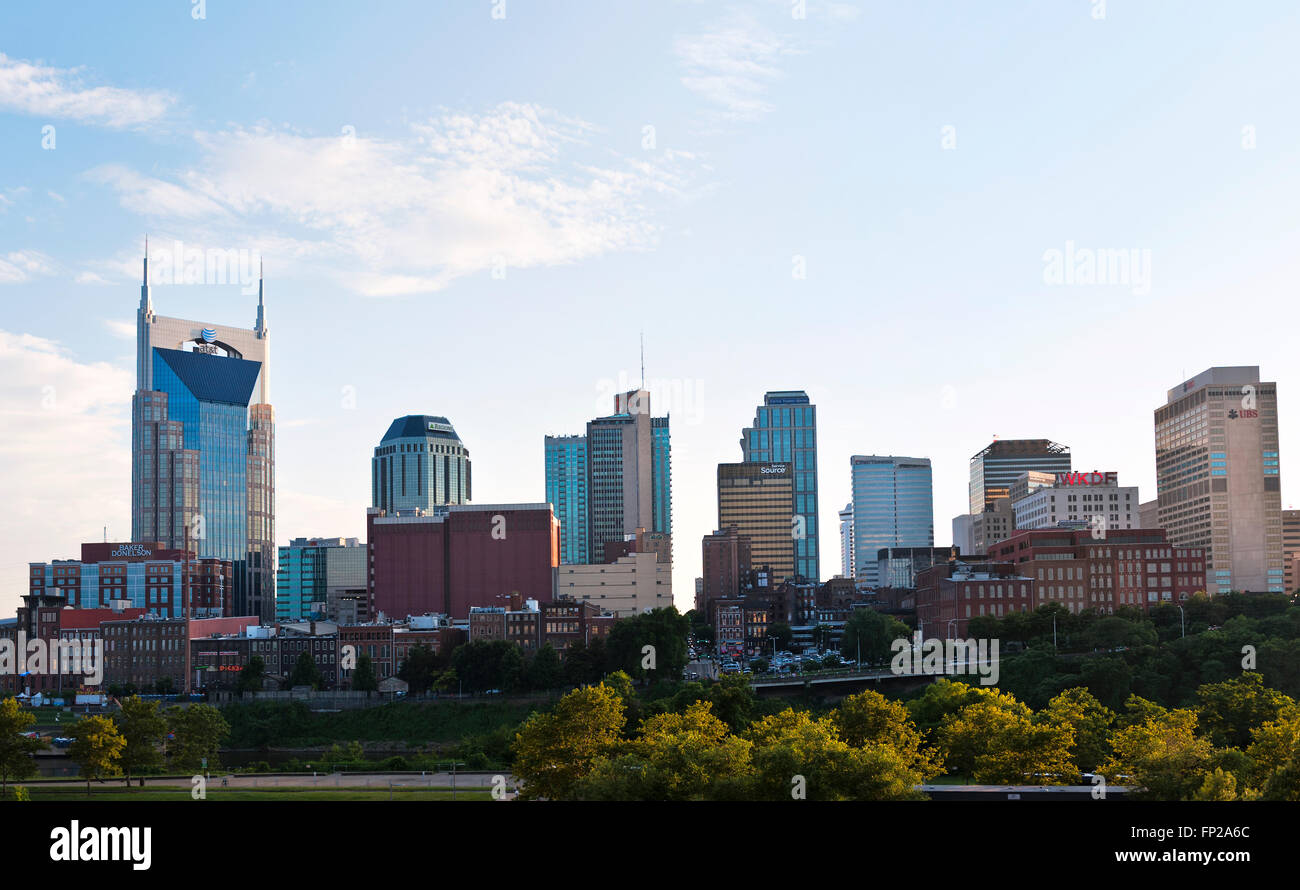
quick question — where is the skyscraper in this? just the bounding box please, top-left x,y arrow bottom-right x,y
850,456 -> 934,587
1155,367 -> 1283,594
839,503 -> 854,579
544,434 -> 589,564
585,389 -> 670,560
969,439 -> 1072,515
372,415 -> 471,513
718,462 -> 795,584
132,248 -> 274,620
740,391 -> 819,581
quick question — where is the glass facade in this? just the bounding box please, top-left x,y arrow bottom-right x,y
851,456 -> 934,587
652,417 -> 672,536
372,415 -> 471,512
545,435 -> 590,564
741,392 -> 819,581
587,423 -> 628,558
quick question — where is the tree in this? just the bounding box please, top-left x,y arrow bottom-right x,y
706,674 -> 757,732
743,708 -> 926,800
513,681 -> 627,800
236,655 -> 267,694
576,701 -> 754,801
832,690 -> 943,780
115,696 -> 166,785
1038,688 -> 1115,773
69,715 -> 125,796
351,653 -> 378,692
840,609 -> 910,665
1195,672 -> 1293,748
1099,708 -> 1214,800
0,698 -> 41,797
562,639 -> 607,688
397,644 -> 440,694
936,692 -> 1068,782
527,644 -> 564,691
290,651 -> 325,689
766,623 -> 792,651
166,704 -> 230,772
605,608 -> 690,682
451,640 -> 522,693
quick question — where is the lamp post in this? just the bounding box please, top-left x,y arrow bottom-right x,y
1178,604 -> 1186,639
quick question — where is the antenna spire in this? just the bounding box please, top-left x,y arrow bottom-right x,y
640,331 -> 645,389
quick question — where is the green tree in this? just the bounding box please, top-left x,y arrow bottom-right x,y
69,715 -> 125,796
766,623 -> 792,651
166,704 -> 230,772
1038,687 -> 1116,773
236,655 -> 266,694
115,696 -> 167,785
1195,672 -> 1293,748
290,651 -> 324,689
0,697 -> 41,797
1099,708 -> 1215,800
451,640 -> 522,693
605,608 -> 690,682
840,609 -> 911,665
351,652 -> 378,692
513,681 -> 627,799
397,644 -> 440,693
832,690 -> 943,780
527,644 -> 564,691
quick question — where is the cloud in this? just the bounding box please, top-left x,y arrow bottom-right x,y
0,250 -> 53,284
0,52 -> 175,128
675,10 -> 796,122
102,319 -> 135,338
90,102 -> 694,296
0,330 -> 133,611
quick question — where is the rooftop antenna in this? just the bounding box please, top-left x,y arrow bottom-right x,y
640,331 -> 645,390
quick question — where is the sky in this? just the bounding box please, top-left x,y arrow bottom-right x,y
1,0 -> 1299,614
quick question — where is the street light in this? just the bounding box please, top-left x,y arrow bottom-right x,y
1177,604 -> 1186,639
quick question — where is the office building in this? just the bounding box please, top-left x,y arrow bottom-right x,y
740,391 -> 820,581
367,504 -> 560,619
839,503 -> 854,579
544,434 -> 589,564
373,415 -> 470,513
701,526 -> 752,611
1154,367 -> 1283,594
718,462 -> 796,584
969,439 -> 1071,514
987,528 -> 1207,612
132,249 -> 274,620
850,455 -> 934,587
29,542 -> 232,618
586,389 -> 671,559
554,551 -> 672,618
1012,470 -> 1139,531
276,537 -> 367,623
877,546 -> 954,589
1284,510 -> 1300,594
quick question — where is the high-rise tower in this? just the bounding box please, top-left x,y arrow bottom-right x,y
132,245 -> 275,620
740,391 -> 819,581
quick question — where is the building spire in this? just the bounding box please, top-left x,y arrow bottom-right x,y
255,256 -> 267,335
140,234 -> 152,314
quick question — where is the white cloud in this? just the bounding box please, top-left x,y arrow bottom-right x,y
102,319 -> 135,338
75,271 -> 110,285
0,330 -> 133,611
0,250 -> 53,284
0,52 -> 175,128
90,103 -> 693,296
675,10 -> 796,122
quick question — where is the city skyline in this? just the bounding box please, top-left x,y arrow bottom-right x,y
4,2 -> 1300,610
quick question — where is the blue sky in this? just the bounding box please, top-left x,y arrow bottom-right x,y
2,1 -> 1299,611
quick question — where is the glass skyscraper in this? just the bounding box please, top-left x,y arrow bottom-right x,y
850,455 -> 934,588
545,434 -> 589,564
132,248 -> 274,620
740,391 -> 819,581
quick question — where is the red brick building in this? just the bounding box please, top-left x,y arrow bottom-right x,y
985,528 -> 1207,613
915,561 -> 1033,639
367,504 -> 559,619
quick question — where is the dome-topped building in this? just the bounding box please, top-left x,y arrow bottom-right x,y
372,415 -> 471,512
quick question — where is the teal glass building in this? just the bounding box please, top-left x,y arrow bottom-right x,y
850,455 -> 934,587
741,391 -> 819,582
545,434 -> 590,564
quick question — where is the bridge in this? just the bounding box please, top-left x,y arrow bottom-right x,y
745,663 -> 1001,697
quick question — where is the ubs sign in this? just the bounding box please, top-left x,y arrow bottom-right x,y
1056,471 -> 1118,486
